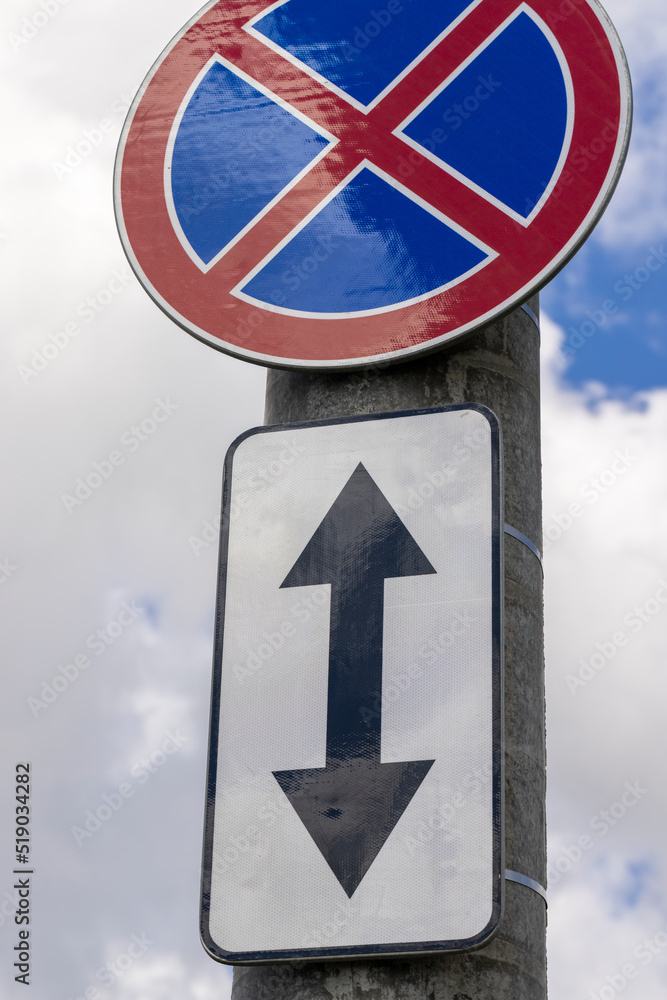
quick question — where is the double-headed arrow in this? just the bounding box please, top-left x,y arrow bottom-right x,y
274,463 -> 436,897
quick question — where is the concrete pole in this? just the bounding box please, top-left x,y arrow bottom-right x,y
232,297 -> 546,1000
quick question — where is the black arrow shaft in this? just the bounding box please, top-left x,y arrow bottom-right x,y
326,576 -> 384,763
275,465 -> 437,896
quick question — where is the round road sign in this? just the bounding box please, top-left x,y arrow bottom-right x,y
114,0 -> 632,370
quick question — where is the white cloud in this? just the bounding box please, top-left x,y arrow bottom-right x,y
594,100 -> 667,250
603,0 -> 667,74
548,879 -> 667,1000
584,0 -> 667,249
542,314 -> 667,997
113,952 -> 232,1000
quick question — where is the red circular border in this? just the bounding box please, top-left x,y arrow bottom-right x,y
116,0 -> 630,367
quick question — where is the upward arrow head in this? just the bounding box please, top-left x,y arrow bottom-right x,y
281,464 -> 436,589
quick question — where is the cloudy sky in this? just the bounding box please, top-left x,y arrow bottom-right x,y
1,1 -> 666,998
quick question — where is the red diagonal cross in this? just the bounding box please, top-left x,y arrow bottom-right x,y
204,0 -> 523,288
120,0 -> 623,364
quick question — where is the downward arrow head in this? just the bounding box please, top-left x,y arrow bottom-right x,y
274,757 -> 435,898
281,463 -> 436,589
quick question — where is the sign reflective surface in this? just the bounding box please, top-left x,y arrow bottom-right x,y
201,406 -> 503,963
116,0 -> 631,369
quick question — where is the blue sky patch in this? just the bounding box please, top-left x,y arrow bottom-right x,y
544,240 -> 667,395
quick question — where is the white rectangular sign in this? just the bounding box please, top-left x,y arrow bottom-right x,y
201,405 -> 503,963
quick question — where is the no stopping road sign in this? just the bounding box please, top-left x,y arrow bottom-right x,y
115,0 -> 631,368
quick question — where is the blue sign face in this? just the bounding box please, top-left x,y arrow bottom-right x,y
249,0 -> 477,109
117,0 -> 632,367
167,2 -> 570,315
400,11 -> 569,220
240,165 -> 489,314
171,60 -> 332,269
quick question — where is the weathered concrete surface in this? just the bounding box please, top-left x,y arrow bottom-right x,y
232,299 -> 546,1000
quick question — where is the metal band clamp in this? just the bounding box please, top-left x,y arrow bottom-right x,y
521,303 -> 540,334
504,524 -> 543,571
505,869 -> 548,905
